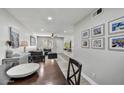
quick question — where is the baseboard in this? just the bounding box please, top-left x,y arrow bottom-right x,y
81,72 -> 98,85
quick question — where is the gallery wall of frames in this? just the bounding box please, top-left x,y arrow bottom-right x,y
81,16 -> 124,51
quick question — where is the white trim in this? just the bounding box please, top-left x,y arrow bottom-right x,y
81,72 -> 98,85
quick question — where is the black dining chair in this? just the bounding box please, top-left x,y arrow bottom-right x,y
67,58 -> 82,85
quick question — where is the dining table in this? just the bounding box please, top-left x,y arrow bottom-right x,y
7,60 -> 68,85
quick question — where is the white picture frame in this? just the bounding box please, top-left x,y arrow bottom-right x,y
81,29 -> 90,39
108,16 -> 124,34
81,39 -> 90,48
108,35 -> 124,51
91,24 -> 105,37
91,38 -> 105,49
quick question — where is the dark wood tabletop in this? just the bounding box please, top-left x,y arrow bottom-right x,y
8,60 -> 68,85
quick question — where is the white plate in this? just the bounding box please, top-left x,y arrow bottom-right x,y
6,63 -> 40,78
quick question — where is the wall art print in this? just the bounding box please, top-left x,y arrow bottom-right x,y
30,36 -> 36,46
108,16 -> 124,34
91,38 -> 105,49
81,29 -> 90,39
108,35 -> 124,51
10,27 -> 19,48
91,24 -> 105,37
81,39 -> 90,48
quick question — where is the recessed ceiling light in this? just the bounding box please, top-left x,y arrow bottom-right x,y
64,30 -> 66,33
48,16 -> 52,21
41,28 -> 44,31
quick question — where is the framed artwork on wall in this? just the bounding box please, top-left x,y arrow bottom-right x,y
91,38 -> 105,49
81,39 -> 90,48
81,29 -> 90,38
91,24 -> 105,37
108,35 -> 124,51
30,36 -> 36,46
10,27 -> 19,48
108,16 -> 124,35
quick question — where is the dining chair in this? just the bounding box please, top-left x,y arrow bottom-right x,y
67,58 -> 82,85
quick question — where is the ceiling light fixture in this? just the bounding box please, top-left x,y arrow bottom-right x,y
64,30 -> 66,33
48,16 -> 53,21
41,28 -> 44,31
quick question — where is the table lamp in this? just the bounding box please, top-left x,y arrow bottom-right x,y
21,41 -> 28,52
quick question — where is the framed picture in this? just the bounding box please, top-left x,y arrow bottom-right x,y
91,38 -> 105,49
10,27 -> 19,48
81,29 -> 90,38
81,39 -> 90,48
108,16 -> 124,34
108,35 -> 124,51
30,36 -> 36,46
91,24 -> 105,37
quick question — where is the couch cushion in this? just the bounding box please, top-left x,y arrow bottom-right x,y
6,49 -> 13,58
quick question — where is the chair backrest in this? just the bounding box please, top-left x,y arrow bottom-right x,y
67,58 -> 82,85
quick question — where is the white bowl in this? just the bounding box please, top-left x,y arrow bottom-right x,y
6,63 -> 40,78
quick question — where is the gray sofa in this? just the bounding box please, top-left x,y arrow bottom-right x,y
2,53 -> 30,65
0,63 -> 13,85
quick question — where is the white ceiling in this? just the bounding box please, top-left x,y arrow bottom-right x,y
6,8 -> 95,35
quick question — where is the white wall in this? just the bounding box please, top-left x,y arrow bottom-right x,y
74,8 -> 124,85
0,9 -> 34,65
